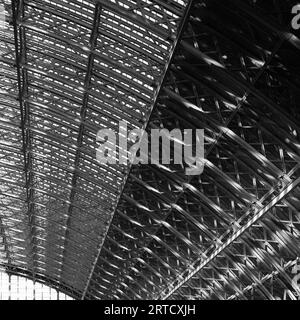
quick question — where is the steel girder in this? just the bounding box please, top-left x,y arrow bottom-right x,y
0,0 -> 189,298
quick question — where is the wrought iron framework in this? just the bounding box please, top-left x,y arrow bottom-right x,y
0,0 -> 300,300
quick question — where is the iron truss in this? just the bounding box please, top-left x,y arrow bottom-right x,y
0,0 -> 190,298
0,0 -> 299,300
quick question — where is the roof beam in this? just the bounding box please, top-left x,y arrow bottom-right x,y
11,0 -> 37,273
58,2 -> 102,284
81,0 -> 195,299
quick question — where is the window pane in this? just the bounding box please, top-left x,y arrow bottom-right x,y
0,271 -> 73,300
0,272 -> 9,300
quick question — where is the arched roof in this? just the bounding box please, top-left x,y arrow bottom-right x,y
0,0 -> 300,300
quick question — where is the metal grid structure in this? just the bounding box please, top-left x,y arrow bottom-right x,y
0,268 -> 73,299
0,0 -> 300,300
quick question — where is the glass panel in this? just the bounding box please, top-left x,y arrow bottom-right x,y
0,271 -> 73,300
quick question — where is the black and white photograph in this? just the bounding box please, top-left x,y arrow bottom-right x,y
0,0 -> 299,309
